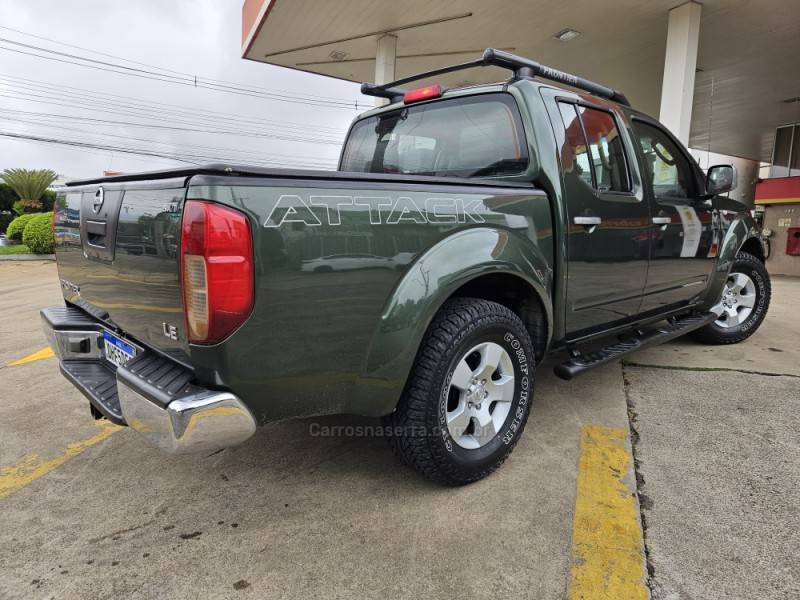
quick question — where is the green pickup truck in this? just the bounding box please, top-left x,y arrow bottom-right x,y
42,50 -> 770,485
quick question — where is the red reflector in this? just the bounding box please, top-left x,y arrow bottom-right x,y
180,200 -> 254,344
403,84 -> 443,104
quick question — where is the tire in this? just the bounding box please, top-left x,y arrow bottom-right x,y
385,298 -> 536,485
691,251 -> 771,345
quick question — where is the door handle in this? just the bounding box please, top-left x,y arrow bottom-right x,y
85,219 -> 107,247
652,216 -> 671,230
574,215 -> 601,234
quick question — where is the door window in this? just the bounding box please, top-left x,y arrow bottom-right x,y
578,107 -> 631,192
557,103 -> 594,188
557,102 -> 631,193
632,121 -> 695,199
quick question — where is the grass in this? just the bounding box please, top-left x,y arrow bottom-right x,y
0,244 -> 31,255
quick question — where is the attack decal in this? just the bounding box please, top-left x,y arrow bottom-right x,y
263,194 -> 485,227
263,194 -> 322,227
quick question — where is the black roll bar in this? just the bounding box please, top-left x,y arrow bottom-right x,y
360,48 -> 630,107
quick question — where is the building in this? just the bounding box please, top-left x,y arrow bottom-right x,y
755,122 -> 800,276
240,0 -> 799,208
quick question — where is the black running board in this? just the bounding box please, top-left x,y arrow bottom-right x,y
554,312 -> 717,380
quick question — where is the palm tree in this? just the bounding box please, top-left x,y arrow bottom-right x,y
0,168 -> 57,213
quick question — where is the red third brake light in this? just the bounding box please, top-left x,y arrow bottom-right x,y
180,200 -> 254,344
403,84 -> 443,104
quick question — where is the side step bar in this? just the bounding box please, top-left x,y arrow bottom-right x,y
554,312 -> 717,380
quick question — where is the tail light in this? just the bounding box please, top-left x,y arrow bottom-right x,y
180,200 -> 254,344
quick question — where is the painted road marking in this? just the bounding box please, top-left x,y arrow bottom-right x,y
8,346 -> 54,366
569,425 -> 648,600
0,421 -> 120,499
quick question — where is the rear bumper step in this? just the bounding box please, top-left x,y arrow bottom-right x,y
41,305 -> 256,454
554,312 -> 717,380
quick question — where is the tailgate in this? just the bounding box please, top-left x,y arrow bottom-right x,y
54,179 -> 188,359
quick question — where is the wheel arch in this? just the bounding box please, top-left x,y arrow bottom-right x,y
739,236 -> 765,262
351,226 -> 553,417
447,272 -> 550,361
700,213 -> 762,309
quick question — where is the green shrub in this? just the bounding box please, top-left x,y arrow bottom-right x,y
22,212 -> 54,254
6,213 -> 37,242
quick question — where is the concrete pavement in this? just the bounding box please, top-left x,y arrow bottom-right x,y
0,261 -> 637,600
625,366 -> 800,600
0,261 -> 797,599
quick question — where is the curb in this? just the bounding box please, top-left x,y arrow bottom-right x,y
0,254 -> 55,261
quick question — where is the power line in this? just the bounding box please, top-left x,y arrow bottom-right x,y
0,73 -> 348,140
0,78 -> 348,143
0,26 -> 354,171
0,118 -> 337,167
0,91 -> 344,145
0,107 -> 322,142
0,130 -> 197,165
0,109 -> 339,163
0,72 -> 349,134
0,43 -> 352,110
0,129 -> 337,170
0,38 -> 363,110
0,24 -> 361,104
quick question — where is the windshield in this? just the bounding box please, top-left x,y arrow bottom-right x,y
339,93 -> 529,178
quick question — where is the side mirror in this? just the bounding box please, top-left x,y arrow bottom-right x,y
706,164 -> 737,195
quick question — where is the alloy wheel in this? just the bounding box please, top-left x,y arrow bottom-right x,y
711,272 -> 757,328
445,341 -> 515,449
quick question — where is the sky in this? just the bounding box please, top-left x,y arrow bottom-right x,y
0,0 -> 365,179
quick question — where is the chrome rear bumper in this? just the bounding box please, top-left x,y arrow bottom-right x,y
117,382 -> 256,454
41,305 -> 256,454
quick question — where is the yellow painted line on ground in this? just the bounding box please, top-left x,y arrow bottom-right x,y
8,346 -> 55,366
569,425 -> 648,600
0,421 -> 121,499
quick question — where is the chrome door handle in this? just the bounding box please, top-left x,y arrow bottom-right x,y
652,217 -> 672,225
574,216 -> 602,226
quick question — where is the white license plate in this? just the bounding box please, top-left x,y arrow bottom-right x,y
103,331 -> 136,368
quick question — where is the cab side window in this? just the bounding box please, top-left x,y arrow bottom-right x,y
557,102 -> 594,189
557,102 -> 631,193
578,106 -> 631,193
632,121 -> 695,199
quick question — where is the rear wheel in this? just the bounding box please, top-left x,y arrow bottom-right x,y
692,251 -> 770,344
385,298 -> 535,485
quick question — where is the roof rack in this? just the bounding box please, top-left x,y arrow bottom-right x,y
360,48 -> 630,107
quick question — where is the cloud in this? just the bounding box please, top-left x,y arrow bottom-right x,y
0,0 -> 362,178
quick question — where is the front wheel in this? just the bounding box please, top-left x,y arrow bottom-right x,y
385,298 -> 536,485
691,251 -> 771,344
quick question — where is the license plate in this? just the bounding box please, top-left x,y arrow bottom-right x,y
103,331 -> 136,368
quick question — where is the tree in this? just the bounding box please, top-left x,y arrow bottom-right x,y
0,168 -> 57,213
0,183 -> 17,212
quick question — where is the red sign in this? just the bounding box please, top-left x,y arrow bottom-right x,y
755,176 -> 800,205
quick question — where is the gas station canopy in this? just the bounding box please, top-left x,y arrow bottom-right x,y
242,0 -> 800,163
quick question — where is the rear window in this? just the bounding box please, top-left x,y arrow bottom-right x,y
340,93 -> 529,178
